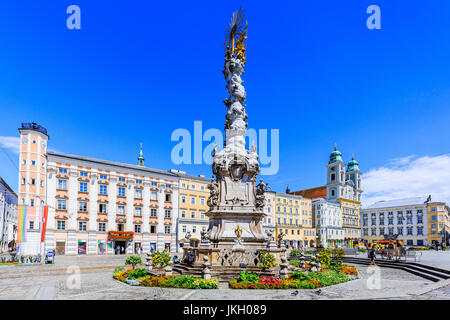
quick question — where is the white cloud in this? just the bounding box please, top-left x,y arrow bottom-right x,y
362,154 -> 450,207
0,136 -> 20,154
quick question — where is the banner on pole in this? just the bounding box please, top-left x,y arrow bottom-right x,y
17,204 -> 28,243
41,205 -> 48,243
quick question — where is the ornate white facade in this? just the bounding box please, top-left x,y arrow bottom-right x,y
312,198 -> 344,248
0,178 -> 18,253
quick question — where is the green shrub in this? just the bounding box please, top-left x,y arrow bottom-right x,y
258,251 -> 277,270
138,275 -> 218,289
307,270 -> 349,287
128,268 -> 148,279
151,250 -> 172,268
237,271 -> 260,284
297,280 -> 321,289
290,249 -> 302,257
125,255 -> 143,269
290,270 -> 307,281
174,275 -> 196,288
331,248 -> 345,260
289,260 -> 300,266
312,249 -> 332,267
114,266 -> 125,273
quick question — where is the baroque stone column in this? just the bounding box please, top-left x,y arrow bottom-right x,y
206,14 -> 267,250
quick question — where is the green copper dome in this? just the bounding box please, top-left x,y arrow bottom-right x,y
138,143 -> 144,166
347,156 -> 360,172
329,145 -> 343,164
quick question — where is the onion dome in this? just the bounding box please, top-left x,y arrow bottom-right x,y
329,145 -> 343,164
138,143 -> 145,166
347,155 -> 360,172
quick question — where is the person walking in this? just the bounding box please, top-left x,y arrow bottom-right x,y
368,243 -> 376,266
387,242 -> 394,260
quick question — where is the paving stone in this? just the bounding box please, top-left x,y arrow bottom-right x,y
0,255 -> 449,300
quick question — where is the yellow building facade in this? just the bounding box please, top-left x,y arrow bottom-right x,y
427,202 -> 450,245
339,198 -> 361,247
176,172 -> 210,251
275,193 -> 315,248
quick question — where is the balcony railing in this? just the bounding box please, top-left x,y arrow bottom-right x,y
21,122 -> 48,135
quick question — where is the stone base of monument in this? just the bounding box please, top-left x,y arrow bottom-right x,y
173,245 -> 287,281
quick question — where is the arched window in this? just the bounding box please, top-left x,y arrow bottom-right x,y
331,173 -> 336,181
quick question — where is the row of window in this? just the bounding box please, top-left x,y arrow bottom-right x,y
21,177 -> 45,187
21,159 -> 45,168
277,218 -> 312,226
181,225 -> 207,233
363,210 -> 423,218
55,221 -> 172,234
363,226 -> 422,236
317,229 -> 344,236
343,218 -> 358,226
56,200 -> 172,217
180,210 -> 206,219
57,180 -> 172,201
282,228 -> 315,236
58,169 -> 168,188
180,183 -> 206,190
277,198 -> 311,206
362,216 -> 423,226
277,206 -> 312,215
180,195 -> 206,205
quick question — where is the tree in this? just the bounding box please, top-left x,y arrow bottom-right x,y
125,255 -> 142,270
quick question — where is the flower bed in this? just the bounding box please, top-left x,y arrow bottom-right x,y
0,261 -> 21,265
408,246 -> 436,251
229,266 -> 357,290
113,269 -> 218,289
338,265 -> 358,276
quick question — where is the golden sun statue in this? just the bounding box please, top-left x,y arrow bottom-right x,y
224,6 -> 248,64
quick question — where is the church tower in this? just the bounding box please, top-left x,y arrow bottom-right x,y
346,155 -> 362,202
137,143 -> 144,166
326,145 -> 345,201
18,122 -> 49,255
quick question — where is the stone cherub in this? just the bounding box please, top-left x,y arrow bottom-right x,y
277,231 -> 285,248
255,179 -> 269,208
207,177 -> 219,207
200,230 -> 210,242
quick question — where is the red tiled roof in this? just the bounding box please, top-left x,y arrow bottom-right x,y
290,186 -> 327,199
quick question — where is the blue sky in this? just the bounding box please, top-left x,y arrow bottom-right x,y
0,1 -> 449,205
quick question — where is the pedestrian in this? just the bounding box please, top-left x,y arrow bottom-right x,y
441,242 -> 445,251
388,242 -> 394,260
368,243 -> 376,266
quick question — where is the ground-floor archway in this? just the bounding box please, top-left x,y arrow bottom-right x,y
114,241 -> 126,254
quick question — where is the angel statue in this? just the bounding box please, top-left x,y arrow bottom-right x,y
223,6 -> 247,65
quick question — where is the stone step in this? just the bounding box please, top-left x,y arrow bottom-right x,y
342,257 -> 446,282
